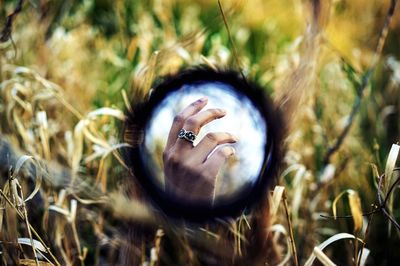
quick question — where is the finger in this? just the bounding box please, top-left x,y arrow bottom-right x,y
202,146 -> 235,178
192,132 -> 238,163
166,97 -> 208,150
176,108 -> 227,148
182,108 -> 227,132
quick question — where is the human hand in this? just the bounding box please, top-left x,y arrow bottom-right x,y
163,97 -> 238,203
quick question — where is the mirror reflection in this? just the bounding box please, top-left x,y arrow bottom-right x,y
142,81 -> 267,205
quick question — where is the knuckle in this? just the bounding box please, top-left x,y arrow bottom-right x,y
167,153 -> 181,166
225,133 -> 233,139
173,114 -> 185,124
185,117 -> 198,127
183,163 -> 196,173
218,146 -> 234,157
206,132 -> 218,142
191,100 -> 201,107
210,108 -> 224,117
217,148 -> 226,156
209,109 -> 219,116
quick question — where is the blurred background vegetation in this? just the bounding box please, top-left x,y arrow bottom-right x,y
0,0 -> 399,265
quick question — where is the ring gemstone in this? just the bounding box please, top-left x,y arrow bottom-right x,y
178,129 -> 196,143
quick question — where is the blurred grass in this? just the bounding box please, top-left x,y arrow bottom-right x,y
0,0 -> 400,265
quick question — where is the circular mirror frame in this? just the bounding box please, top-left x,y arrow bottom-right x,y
122,67 -> 283,221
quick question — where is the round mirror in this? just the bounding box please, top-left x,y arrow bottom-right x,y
123,68 -> 281,220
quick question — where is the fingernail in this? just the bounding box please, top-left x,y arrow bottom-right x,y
232,135 -> 239,142
199,96 -> 208,102
219,109 -> 226,115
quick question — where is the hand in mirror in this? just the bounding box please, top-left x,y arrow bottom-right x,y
162,97 -> 238,203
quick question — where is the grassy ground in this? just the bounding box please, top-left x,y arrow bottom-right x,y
0,0 -> 400,265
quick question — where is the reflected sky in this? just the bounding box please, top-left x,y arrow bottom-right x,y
143,81 -> 267,200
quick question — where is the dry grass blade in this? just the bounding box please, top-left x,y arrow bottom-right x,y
384,144 -> 399,195
383,143 -> 400,235
332,189 -> 363,232
12,112 -> 35,152
291,165 -> 307,220
358,248 -> 370,266
12,155 -> 43,203
320,164 -> 336,183
48,205 -> 70,217
0,189 -> 61,265
200,55 -> 218,71
19,259 -> 53,266
283,191 -> 298,266
369,163 -> 380,190
313,246 -> 336,266
36,111 -> 50,161
348,191 -> 363,232
304,233 -> 364,266
108,193 -> 155,223
13,155 -> 34,175
84,143 -> 131,164
121,89 -> 132,113
216,218 -> 248,243
332,191 -> 347,219
70,193 -> 108,205
18,238 -> 47,252
0,182 -> 10,233
198,228 -> 221,240
10,178 -> 23,206
71,107 -> 126,183
71,120 -> 85,181
86,108 -> 125,120
48,197 -> 84,265
139,51 -> 159,96
20,192 -> 40,265
270,224 -> 291,266
271,186 -> 285,217
68,199 -> 84,265
3,174 -> 42,266
149,229 -> 164,265
217,0 -> 246,81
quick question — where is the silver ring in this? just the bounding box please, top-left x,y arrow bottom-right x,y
178,129 -> 196,143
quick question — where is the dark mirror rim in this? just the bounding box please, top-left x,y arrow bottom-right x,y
122,67 -> 284,221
